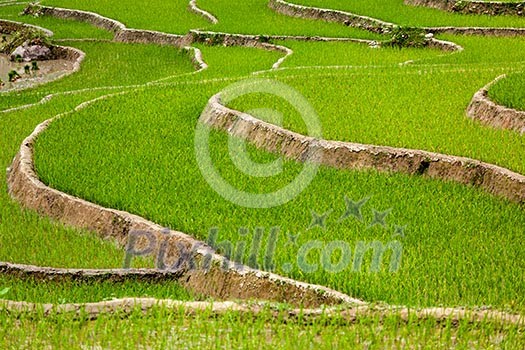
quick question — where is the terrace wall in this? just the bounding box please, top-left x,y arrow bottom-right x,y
188,0 -> 218,24
268,0 -> 394,34
6,118 -> 362,308
0,19 -> 53,36
467,76 -> 525,134
405,0 -> 525,17
201,94 -> 525,205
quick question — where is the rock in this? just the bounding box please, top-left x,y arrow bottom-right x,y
10,41 -> 51,62
368,41 -> 380,49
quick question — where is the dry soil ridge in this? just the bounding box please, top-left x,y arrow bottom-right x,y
467,74 -> 525,134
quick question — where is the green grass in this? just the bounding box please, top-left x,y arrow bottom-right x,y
293,0 -> 525,27
0,275 -> 194,304
1,0 -> 525,347
0,40 -> 197,110
0,4 -> 113,40
489,72 -> 525,111
33,84 -> 525,312
40,0 -> 211,34
234,35 -> 525,174
1,306 -> 524,349
40,0 -> 381,39
235,70 -> 525,173
273,40 -> 444,67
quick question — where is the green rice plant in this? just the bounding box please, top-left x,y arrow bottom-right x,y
488,72 -> 525,111
39,0 -> 212,35
0,304 -> 524,348
292,0 -> 525,28
384,26 -> 427,48
0,0 -> 525,345
39,0 -> 381,39
33,83 -> 525,312
0,275 -> 195,304
0,4 -> 113,40
8,69 -> 20,82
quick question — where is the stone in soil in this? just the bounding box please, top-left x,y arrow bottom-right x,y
10,41 -> 52,62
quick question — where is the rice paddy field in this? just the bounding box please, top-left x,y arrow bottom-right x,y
1,0 -> 525,348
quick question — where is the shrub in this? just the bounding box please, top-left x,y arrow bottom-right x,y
21,2 -> 44,17
384,26 -> 427,49
0,28 -> 50,55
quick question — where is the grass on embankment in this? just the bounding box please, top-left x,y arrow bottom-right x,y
236,35 -> 525,174
40,0 -> 211,35
294,0 -> 525,28
0,275 -> 195,304
33,82 -> 525,312
0,41 -> 285,306
236,69 -> 525,174
0,4 -> 113,40
2,306 -> 524,349
0,37 -> 217,304
0,39 -> 197,110
489,72 -> 525,111
0,20 -> 200,268
41,0 -> 382,39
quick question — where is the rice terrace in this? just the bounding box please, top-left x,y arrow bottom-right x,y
0,0 -> 525,348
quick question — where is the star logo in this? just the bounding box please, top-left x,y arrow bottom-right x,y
286,232 -> 300,246
238,227 -> 249,236
339,196 -> 370,222
308,210 -> 331,230
368,208 -> 392,229
392,225 -> 407,238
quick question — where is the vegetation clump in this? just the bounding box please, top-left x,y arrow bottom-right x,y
0,28 -> 50,55
452,0 -> 468,12
20,2 -> 44,17
384,26 -> 427,48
